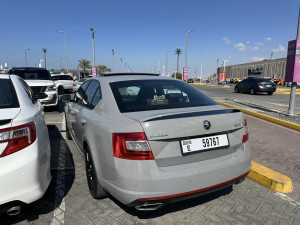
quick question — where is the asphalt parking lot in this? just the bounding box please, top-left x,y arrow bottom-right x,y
1,103 -> 300,224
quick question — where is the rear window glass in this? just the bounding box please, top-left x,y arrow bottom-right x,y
9,69 -> 52,80
0,79 -> 19,109
110,79 -> 217,113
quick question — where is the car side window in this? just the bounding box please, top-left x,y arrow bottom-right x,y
19,79 -> 37,104
82,81 -> 100,109
65,76 -> 73,80
73,80 -> 91,105
90,86 -> 102,108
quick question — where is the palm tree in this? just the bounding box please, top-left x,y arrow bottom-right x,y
175,48 -> 182,79
78,59 -> 91,78
96,65 -> 112,74
42,48 -> 47,68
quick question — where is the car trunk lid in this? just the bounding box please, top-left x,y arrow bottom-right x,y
123,106 -> 245,167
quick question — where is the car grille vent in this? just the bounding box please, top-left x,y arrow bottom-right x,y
30,86 -> 47,95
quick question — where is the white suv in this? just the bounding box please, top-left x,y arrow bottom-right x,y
8,67 -> 58,108
51,74 -> 76,94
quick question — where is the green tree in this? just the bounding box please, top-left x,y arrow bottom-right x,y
175,48 -> 182,79
78,59 -> 91,77
172,72 -> 183,80
42,48 -> 47,68
96,65 -> 112,74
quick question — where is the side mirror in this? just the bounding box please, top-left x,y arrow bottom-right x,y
60,95 -> 72,103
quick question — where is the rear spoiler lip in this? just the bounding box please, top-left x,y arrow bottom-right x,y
139,108 -> 241,123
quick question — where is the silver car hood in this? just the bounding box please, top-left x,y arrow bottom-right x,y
24,79 -> 55,86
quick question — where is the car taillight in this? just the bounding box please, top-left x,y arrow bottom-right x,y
258,83 -> 263,86
0,122 -> 36,158
112,132 -> 154,160
72,83 -> 77,86
242,119 -> 249,143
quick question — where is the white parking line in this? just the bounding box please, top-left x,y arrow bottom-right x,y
51,113 -> 66,225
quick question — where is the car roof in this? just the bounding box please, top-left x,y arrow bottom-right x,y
9,67 -> 48,71
90,74 -> 174,84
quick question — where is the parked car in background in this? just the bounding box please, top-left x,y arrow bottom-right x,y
187,78 -> 195,83
63,73 -> 251,211
51,74 -> 77,94
8,67 -> 58,108
73,78 -> 87,92
234,77 -> 276,95
0,75 -> 51,215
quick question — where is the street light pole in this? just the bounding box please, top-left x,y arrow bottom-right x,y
120,58 -> 122,72
90,28 -> 95,67
24,48 -> 30,66
185,30 -> 196,68
288,7 -> 300,116
112,49 -> 115,72
217,59 -> 219,84
59,31 -> 68,73
166,50 -> 171,76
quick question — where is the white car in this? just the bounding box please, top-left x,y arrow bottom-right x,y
51,74 -> 77,94
0,74 -> 51,215
8,67 -> 58,108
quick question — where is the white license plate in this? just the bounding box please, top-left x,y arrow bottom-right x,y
181,134 -> 229,154
266,84 -> 271,87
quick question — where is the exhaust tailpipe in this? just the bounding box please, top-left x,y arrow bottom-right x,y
7,206 -> 21,216
135,202 -> 163,211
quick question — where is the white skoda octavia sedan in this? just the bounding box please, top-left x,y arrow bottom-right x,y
63,73 -> 251,210
0,75 -> 51,215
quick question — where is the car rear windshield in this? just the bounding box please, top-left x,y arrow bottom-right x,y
110,79 -> 218,113
0,79 -> 19,109
9,69 -> 52,80
251,78 -> 272,82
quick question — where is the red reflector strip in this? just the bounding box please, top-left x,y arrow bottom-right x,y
138,172 -> 249,201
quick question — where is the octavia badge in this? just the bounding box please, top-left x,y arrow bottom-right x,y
203,120 -> 211,130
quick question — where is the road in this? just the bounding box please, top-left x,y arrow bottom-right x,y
192,84 -> 300,114
1,89 -> 300,224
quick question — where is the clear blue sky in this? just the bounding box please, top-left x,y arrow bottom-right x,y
0,0 -> 299,77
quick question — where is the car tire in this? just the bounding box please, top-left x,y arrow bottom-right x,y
58,86 -> 64,95
84,146 -> 107,199
234,87 -> 239,93
250,88 -> 255,95
65,117 -> 72,140
267,92 -> 273,95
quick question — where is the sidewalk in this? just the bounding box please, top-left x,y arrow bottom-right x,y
216,97 -> 300,202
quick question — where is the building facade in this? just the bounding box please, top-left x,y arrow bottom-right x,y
218,58 -> 286,79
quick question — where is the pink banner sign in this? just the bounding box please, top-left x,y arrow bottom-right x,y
219,72 -> 226,83
183,68 -> 188,81
285,39 -> 300,82
165,72 -> 169,77
92,67 -> 97,77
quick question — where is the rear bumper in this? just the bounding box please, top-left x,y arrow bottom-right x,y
256,86 -> 276,93
0,139 -> 52,206
128,171 -> 248,208
101,142 -> 251,206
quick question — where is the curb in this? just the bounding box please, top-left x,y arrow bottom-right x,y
216,101 -> 300,132
275,91 -> 300,95
216,101 -> 295,193
248,161 -> 293,193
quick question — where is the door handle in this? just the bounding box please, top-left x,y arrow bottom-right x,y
80,118 -> 87,126
68,105 -> 79,114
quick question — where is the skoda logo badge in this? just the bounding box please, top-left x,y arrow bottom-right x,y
203,120 -> 211,130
